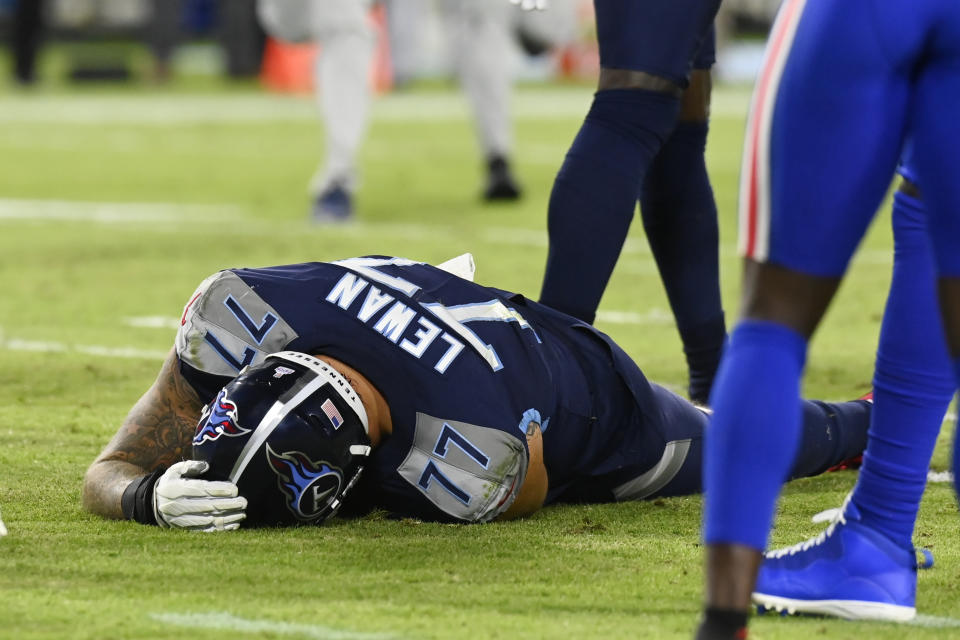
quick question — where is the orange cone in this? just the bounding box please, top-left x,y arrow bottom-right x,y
259,37 -> 319,94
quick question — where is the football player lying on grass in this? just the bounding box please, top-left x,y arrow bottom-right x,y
83,255 -> 871,531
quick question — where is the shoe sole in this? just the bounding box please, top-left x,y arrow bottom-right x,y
753,592 -> 916,621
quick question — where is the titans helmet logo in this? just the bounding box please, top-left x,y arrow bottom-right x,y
193,389 -> 250,445
266,444 -> 344,522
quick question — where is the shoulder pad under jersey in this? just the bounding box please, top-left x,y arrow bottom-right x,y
175,270 -> 299,378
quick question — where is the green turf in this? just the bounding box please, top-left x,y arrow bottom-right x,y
0,79 -> 958,640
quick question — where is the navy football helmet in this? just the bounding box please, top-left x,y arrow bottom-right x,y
191,351 -> 372,526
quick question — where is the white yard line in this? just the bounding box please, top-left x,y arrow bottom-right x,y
481,227 -> 653,256
5,305 -> 672,365
926,470 -> 954,484
596,309 -> 674,326
909,614 -> 960,629
2,337 -> 167,361
123,316 -> 181,330
0,195 -> 894,268
150,612 -> 395,640
0,198 -> 241,223
0,87 -> 753,126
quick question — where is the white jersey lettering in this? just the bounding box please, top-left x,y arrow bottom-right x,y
400,317 -> 442,358
374,302 -> 417,343
357,286 -> 395,322
325,273 -> 369,310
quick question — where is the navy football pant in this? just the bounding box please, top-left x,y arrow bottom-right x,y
594,0 -> 718,87
554,381 -> 870,504
540,0 -> 725,401
640,386 -> 870,500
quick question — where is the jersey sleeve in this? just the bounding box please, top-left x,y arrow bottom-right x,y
175,270 -> 299,399
386,411 -> 529,523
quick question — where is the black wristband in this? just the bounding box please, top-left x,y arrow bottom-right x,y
121,469 -> 165,526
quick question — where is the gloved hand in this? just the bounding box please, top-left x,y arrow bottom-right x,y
153,460 -> 247,532
509,0 -> 549,11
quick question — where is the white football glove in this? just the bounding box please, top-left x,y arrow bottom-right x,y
509,0 -> 549,11
153,460 -> 247,532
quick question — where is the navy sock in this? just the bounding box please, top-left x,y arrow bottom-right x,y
789,399 -> 871,478
539,88 -> 680,323
640,121 -> 725,403
853,191 -> 955,549
704,321 -> 806,550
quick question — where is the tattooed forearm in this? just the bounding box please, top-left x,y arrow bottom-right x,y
82,349 -> 204,519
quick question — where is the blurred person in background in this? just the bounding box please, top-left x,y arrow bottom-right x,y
381,0 -> 426,89
148,0 -> 264,82
256,0 -> 578,222
9,0 -> 44,85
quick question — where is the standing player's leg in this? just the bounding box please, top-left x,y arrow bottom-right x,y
382,0 -> 426,88
256,0 -> 374,222
639,38 -> 725,403
441,0 -> 522,201
908,9 -> 960,510
309,0 -> 375,221
539,0 -> 720,324
751,177 -> 956,621
841,181 -> 954,550
697,0 -> 916,637
148,0 -> 183,81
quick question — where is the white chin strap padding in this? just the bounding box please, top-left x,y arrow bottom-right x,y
349,445 -> 372,457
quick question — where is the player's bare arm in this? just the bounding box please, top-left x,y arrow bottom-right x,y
82,349 -> 202,519
498,422 -> 547,520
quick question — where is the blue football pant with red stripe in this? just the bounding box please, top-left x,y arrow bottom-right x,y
740,0 -> 960,277
706,0 -> 960,550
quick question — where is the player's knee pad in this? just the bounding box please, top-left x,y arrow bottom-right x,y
585,88 -> 680,150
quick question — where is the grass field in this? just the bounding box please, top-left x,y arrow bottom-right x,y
1,76 -> 958,640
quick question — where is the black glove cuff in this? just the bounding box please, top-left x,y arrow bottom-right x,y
121,468 -> 165,526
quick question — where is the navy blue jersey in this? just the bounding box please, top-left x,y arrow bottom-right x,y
176,257 -> 698,521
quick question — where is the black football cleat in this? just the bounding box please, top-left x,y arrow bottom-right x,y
483,156 -> 523,202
